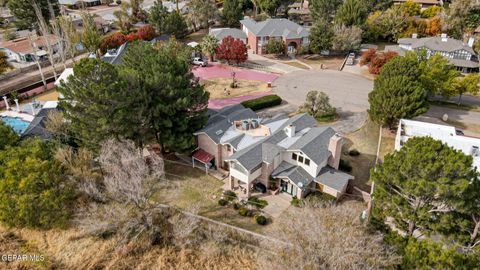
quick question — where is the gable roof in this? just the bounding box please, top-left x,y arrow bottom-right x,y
272,161 -> 314,189
240,18 -> 309,39
0,35 -> 59,55
398,36 -> 476,55
225,113 -> 332,172
315,167 -> 353,192
209,28 -> 247,42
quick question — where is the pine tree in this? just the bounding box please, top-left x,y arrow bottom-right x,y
335,0 -> 368,26
8,0 -> 59,30
222,0 -> 243,27
120,41 -> 210,152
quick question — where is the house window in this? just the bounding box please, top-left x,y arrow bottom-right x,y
298,156 -> 304,163
304,158 -> 310,166
292,153 -> 298,160
226,145 -> 231,152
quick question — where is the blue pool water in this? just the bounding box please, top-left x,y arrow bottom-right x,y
1,116 -> 30,134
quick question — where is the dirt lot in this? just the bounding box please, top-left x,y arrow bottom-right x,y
298,55 -> 345,71
202,78 -> 268,99
342,120 -> 396,192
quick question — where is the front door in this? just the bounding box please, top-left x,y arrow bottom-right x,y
280,179 -> 297,197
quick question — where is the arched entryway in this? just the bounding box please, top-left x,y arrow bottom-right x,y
287,41 -> 298,54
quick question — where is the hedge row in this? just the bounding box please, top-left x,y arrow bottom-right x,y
241,95 -> 282,111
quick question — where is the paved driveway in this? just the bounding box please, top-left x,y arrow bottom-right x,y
272,69 -> 374,113
193,63 -> 278,82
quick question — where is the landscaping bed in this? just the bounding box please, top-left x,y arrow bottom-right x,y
241,95 -> 282,111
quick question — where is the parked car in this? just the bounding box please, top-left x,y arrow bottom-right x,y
192,57 -> 207,67
346,52 -> 355,66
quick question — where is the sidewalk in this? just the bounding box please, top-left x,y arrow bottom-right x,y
208,91 -> 273,109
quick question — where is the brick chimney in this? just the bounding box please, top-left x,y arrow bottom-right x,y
328,133 -> 343,170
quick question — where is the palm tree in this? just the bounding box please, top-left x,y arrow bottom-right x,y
201,35 -> 219,62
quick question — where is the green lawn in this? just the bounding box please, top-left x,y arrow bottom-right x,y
156,161 -> 266,233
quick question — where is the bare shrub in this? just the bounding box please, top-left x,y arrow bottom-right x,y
260,202 -> 400,270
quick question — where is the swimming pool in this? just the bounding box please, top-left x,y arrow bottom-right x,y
1,116 -> 30,134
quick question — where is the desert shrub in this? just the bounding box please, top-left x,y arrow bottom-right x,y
238,207 -> 252,217
218,199 -> 228,206
247,197 -> 268,209
291,198 -> 303,207
241,95 -> 282,111
305,191 -> 336,205
223,190 -> 237,201
349,149 -> 360,156
360,48 -> 376,65
256,215 -> 268,225
339,159 -> 352,172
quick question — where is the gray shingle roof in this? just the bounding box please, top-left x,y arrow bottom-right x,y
272,161 -> 313,189
209,28 -> 247,42
22,108 -> 59,140
240,18 -> 309,39
398,36 -> 475,55
315,167 -> 353,192
194,104 -> 257,144
288,126 -> 336,165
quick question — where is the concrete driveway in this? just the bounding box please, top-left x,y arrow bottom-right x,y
272,69 -> 374,113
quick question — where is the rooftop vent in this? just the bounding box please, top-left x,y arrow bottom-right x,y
251,119 -> 259,129
241,120 -> 250,130
215,129 -> 223,135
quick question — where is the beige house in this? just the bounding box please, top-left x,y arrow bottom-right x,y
193,105 -> 353,199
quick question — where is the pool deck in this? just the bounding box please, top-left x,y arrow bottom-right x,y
0,111 -> 34,122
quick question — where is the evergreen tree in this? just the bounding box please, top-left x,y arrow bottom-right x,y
120,41 -> 210,152
369,67 -> 427,127
80,12 -> 101,55
164,12 -> 188,38
8,0 -> 59,30
309,0 -> 342,22
335,0 -> 368,26
222,0 -> 243,27
418,53 -> 460,97
308,20 -> 334,53
0,121 -> 18,150
372,137 -> 478,238
148,0 -> 169,34
0,139 -> 74,228
58,58 -> 142,150
368,75 -> 427,127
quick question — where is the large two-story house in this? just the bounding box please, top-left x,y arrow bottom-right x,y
395,34 -> 479,73
193,104 -> 353,199
240,18 -> 309,55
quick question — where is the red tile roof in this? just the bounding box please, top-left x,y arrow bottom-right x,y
192,149 -> 214,164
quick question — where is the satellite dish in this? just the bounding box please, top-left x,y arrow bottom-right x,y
298,182 -> 303,188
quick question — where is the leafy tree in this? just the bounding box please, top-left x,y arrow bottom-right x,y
331,25 -> 362,51
120,41 -> 210,152
148,0 -> 169,34
258,0 -> 287,17
369,75 -> 427,127
8,0 -> 59,30
0,50 -> 11,74
186,0 -> 218,31
114,6 -> 133,34
309,0 -> 342,22
216,36 -> 248,65
299,91 -> 336,118
335,0 -> 368,26
222,0 -> 243,27
58,58 -> 142,150
265,38 -> 285,55
81,12 -> 101,55
421,6 -> 443,18
447,0 -> 477,38
376,53 -> 420,78
308,20 -> 334,53
398,0 -> 420,16
129,0 -> 147,23
364,0 -> 393,11
201,34 -> 219,61
448,73 -> 480,105
0,121 -> 18,150
365,6 -> 409,41
360,49 -> 398,74
418,53 -> 460,97
136,24 -> 156,40
372,137 -> 478,237
0,139 -> 74,228
164,12 -> 188,39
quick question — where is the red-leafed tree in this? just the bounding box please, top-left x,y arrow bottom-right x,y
216,36 -> 248,65
100,32 -> 127,53
361,49 -> 398,74
125,32 -> 139,42
369,51 -> 398,74
137,25 -> 156,41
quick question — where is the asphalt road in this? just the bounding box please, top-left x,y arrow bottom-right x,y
272,69 -> 374,113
